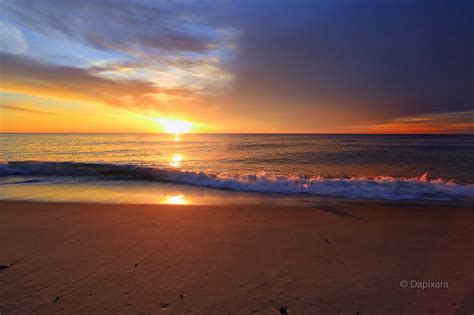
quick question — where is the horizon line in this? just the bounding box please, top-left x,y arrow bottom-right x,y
1,132 -> 473,136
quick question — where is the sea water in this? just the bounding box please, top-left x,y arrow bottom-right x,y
1,133 -> 473,204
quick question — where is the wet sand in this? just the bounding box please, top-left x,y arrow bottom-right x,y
0,200 -> 473,314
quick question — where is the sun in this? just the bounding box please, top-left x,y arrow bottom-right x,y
164,194 -> 188,205
156,118 -> 192,134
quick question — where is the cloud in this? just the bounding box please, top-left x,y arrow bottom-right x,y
89,55 -> 232,90
345,111 -> 474,134
0,53 -> 197,112
0,103 -> 58,115
226,0 -> 474,120
0,0 -> 236,95
0,0 -> 230,54
1,1 -> 472,133
0,21 -> 28,54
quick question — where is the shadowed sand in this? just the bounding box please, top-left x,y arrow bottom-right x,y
0,201 -> 473,314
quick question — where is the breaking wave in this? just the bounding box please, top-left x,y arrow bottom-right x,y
1,161 -> 473,201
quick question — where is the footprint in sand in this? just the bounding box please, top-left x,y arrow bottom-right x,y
0,263 -> 13,270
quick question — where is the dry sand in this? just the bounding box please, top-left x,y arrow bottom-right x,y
0,200 -> 473,314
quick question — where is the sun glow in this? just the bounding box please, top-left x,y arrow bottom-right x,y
156,118 -> 193,135
164,194 -> 188,205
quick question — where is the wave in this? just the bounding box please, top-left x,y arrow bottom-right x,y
1,161 -> 473,201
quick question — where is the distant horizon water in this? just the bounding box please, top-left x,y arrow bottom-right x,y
1,132 -> 473,135
1,133 -> 473,204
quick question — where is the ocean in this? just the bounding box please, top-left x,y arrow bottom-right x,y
1,133 -> 473,204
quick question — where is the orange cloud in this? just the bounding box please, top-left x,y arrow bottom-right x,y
345,112 -> 474,134
0,53 -> 200,113
0,103 -> 58,115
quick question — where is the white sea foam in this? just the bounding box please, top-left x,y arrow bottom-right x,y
1,161 -> 473,201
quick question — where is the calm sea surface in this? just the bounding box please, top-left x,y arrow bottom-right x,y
1,134 -> 473,203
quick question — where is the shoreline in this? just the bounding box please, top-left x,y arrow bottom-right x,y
1,176 -> 473,207
1,200 -> 473,314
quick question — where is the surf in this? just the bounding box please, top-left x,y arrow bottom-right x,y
1,161 -> 473,201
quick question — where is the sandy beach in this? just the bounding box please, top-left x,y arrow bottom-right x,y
2,0 -> 473,313
0,200 -> 473,314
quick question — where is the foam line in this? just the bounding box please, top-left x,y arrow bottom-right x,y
1,161 -> 473,201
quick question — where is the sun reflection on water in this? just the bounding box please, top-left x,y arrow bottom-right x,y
169,154 -> 184,168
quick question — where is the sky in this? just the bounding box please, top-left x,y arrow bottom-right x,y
0,0 -> 473,133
